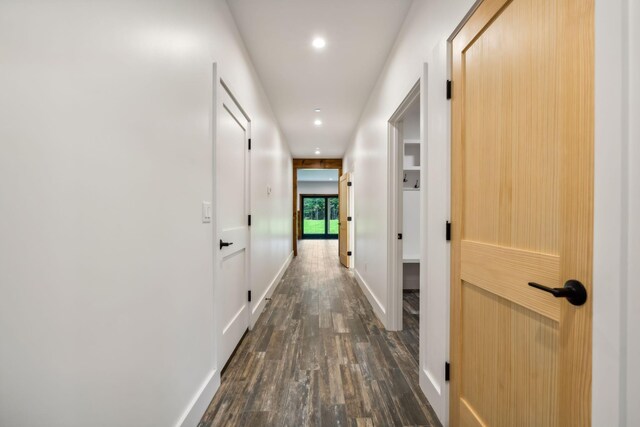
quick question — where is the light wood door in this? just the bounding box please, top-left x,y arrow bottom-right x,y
217,87 -> 250,369
339,173 -> 350,268
450,0 -> 593,426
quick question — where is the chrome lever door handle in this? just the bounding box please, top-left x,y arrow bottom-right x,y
528,280 -> 587,306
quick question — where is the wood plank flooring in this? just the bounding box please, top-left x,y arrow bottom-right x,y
200,240 -> 439,427
401,291 -> 420,362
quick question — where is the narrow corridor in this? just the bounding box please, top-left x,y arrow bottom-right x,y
200,240 -> 438,426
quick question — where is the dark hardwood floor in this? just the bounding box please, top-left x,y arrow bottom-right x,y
401,291 -> 420,363
200,240 -> 438,427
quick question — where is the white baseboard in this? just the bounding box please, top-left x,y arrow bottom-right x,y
176,369 -> 220,427
354,268 -> 387,327
176,252 -> 293,426
250,251 -> 293,327
420,367 -> 446,426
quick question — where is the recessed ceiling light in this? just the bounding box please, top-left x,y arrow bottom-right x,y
314,108 -> 321,113
314,119 -> 323,126
315,150 -> 321,155
312,37 -> 326,49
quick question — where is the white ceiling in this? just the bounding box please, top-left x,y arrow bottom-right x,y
297,169 -> 339,182
226,0 -> 413,158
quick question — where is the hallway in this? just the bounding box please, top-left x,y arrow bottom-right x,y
1,0 -> 637,425
200,240 -> 438,426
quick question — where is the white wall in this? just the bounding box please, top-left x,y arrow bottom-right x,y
342,0 -> 475,423
0,1 -> 292,426
297,181 -> 339,209
625,2 -> 639,424
403,103 -> 421,140
343,0 -> 473,322
593,0 -> 639,425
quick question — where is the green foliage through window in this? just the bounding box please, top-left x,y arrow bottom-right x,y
302,196 -> 339,236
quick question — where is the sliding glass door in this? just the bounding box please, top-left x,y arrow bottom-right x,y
301,195 -> 339,239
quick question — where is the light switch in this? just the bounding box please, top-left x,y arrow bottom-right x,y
202,201 -> 212,223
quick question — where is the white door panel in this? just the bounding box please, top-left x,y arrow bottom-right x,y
219,107 -> 246,231
217,82 -> 250,369
220,227 -> 247,254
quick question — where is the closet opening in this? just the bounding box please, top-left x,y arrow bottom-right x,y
387,81 -> 421,346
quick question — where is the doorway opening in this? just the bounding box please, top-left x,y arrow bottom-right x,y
297,168 -> 339,241
387,80 -> 421,337
292,160 -> 344,255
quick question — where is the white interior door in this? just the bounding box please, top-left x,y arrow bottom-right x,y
419,51 -> 450,425
217,83 -> 249,369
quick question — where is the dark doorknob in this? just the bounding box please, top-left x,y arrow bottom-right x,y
219,239 -> 234,250
528,280 -> 587,306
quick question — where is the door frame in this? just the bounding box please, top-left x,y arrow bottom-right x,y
592,0 -> 639,425
292,159 -> 342,255
214,77 -> 253,372
387,80 -> 420,332
299,194 -> 339,239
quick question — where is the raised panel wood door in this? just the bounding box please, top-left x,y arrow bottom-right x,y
450,0 -> 594,426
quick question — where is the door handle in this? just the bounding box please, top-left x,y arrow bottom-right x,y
219,239 -> 234,250
528,280 -> 587,306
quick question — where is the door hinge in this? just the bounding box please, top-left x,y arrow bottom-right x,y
398,233 -> 403,240
248,138 -> 252,150
446,221 -> 451,241
446,80 -> 452,100
248,214 -> 252,226
445,362 -> 450,381
347,181 -> 352,187
347,251 -> 352,256
347,216 -> 352,221
248,290 -> 252,302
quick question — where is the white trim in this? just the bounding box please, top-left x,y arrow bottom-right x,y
418,50 -> 451,424
423,368 -> 442,395
250,251 -> 294,327
176,369 -> 220,427
386,80 -> 421,332
593,0 -> 637,424
421,367 -> 444,416
625,2 -> 639,423
349,166 -> 356,270
354,268 -> 387,325
209,62 -> 220,403
223,305 -> 248,335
